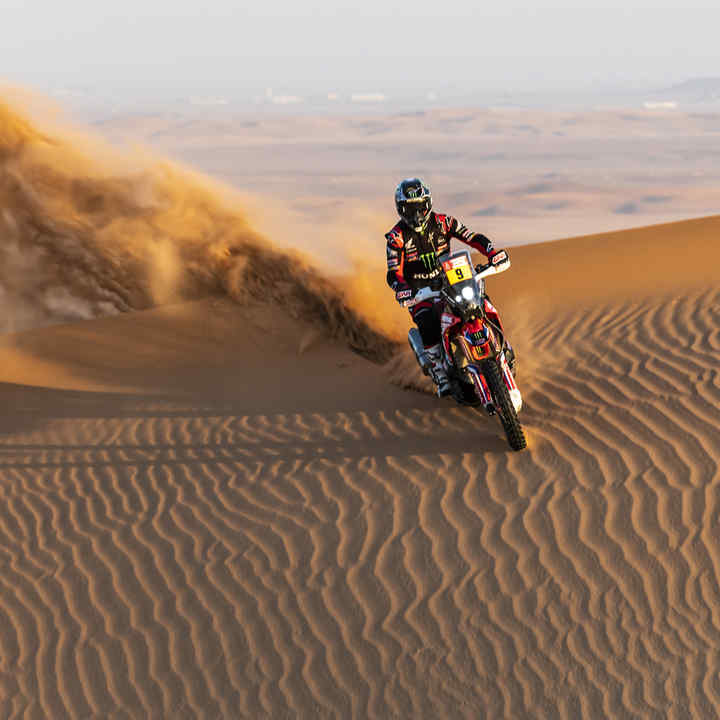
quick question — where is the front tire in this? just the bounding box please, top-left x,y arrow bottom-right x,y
481,359 -> 527,451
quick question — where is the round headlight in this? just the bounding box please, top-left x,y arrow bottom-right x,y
461,286 -> 475,300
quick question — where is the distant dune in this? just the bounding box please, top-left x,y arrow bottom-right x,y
94,102 -> 720,247
1,94 -> 720,719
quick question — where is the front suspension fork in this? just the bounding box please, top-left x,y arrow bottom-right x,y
464,365 -> 493,409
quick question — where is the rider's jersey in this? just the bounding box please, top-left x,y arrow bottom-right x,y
385,212 -> 494,292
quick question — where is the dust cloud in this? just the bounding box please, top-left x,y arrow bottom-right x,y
0,96 -> 401,361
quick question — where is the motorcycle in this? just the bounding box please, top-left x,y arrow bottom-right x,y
405,249 -> 527,451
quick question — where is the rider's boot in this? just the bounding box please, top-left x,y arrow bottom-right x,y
425,343 -> 452,397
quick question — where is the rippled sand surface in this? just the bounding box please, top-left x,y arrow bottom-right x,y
1,216 -> 718,718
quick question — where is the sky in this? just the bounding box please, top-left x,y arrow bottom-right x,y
2,0 -> 719,97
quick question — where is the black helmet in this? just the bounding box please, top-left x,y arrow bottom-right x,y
395,178 -> 432,232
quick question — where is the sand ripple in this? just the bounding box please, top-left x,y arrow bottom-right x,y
0,288 -> 717,718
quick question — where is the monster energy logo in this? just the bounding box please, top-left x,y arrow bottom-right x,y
419,252 -> 436,272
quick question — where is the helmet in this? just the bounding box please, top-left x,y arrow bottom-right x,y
395,178 -> 432,232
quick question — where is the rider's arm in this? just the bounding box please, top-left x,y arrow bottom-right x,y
385,228 -> 409,292
446,215 -> 495,257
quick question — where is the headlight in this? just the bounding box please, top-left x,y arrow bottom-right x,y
461,285 -> 475,301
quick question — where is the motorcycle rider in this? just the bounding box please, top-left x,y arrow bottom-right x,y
385,177 -> 509,397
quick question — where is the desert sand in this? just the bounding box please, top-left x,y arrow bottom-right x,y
1,97 -> 720,719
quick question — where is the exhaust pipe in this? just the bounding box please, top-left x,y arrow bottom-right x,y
408,328 -> 431,375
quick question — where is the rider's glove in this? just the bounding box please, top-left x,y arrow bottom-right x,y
488,248 -> 509,267
394,285 -> 413,305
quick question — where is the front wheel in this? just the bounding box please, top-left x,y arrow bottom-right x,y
481,359 -> 527,451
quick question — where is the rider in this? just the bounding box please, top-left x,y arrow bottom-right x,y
385,177 -> 508,396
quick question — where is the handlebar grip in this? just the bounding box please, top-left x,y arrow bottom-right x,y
477,251 -> 511,277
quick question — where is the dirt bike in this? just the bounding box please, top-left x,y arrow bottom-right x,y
405,249 -> 527,451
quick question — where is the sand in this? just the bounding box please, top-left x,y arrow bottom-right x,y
1,95 -> 720,719
0,216 -> 718,719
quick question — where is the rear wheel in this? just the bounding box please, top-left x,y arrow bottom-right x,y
481,359 -> 527,451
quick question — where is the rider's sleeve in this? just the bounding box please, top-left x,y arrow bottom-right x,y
446,215 -> 495,257
385,228 -> 408,291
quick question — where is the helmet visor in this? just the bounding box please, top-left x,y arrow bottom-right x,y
399,198 -> 431,230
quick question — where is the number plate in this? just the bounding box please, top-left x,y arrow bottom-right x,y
442,256 -> 473,285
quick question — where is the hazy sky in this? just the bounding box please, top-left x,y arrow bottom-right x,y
2,0 -> 719,95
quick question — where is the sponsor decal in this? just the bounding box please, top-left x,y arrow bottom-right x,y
386,246 -> 400,269
418,251 -> 436,272
387,230 -> 404,248
441,312 -> 457,331
413,270 -> 440,281
491,250 -> 507,265
396,288 -> 413,301
442,255 -> 470,271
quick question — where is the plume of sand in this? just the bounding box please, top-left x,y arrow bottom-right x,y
0,96 -> 396,361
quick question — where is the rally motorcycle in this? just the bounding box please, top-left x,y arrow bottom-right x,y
405,249 -> 526,451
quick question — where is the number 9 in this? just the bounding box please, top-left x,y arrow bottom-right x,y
455,268 -> 464,280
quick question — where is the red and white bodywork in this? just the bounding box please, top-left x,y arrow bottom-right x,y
406,249 -> 523,417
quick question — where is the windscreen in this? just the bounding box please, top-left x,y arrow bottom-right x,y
441,251 -> 478,303
442,252 -> 473,285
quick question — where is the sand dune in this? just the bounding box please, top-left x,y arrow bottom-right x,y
0,217 -> 718,718
2,97 -> 720,718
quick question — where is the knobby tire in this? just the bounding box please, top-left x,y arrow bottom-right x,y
481,359 -> 527,451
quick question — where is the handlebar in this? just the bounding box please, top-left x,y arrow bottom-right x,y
476,251 -> 511,278
402,251 -> 511,307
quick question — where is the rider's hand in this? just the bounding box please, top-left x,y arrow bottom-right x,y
488,248 -> 509,267
395,286 -> 413,305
